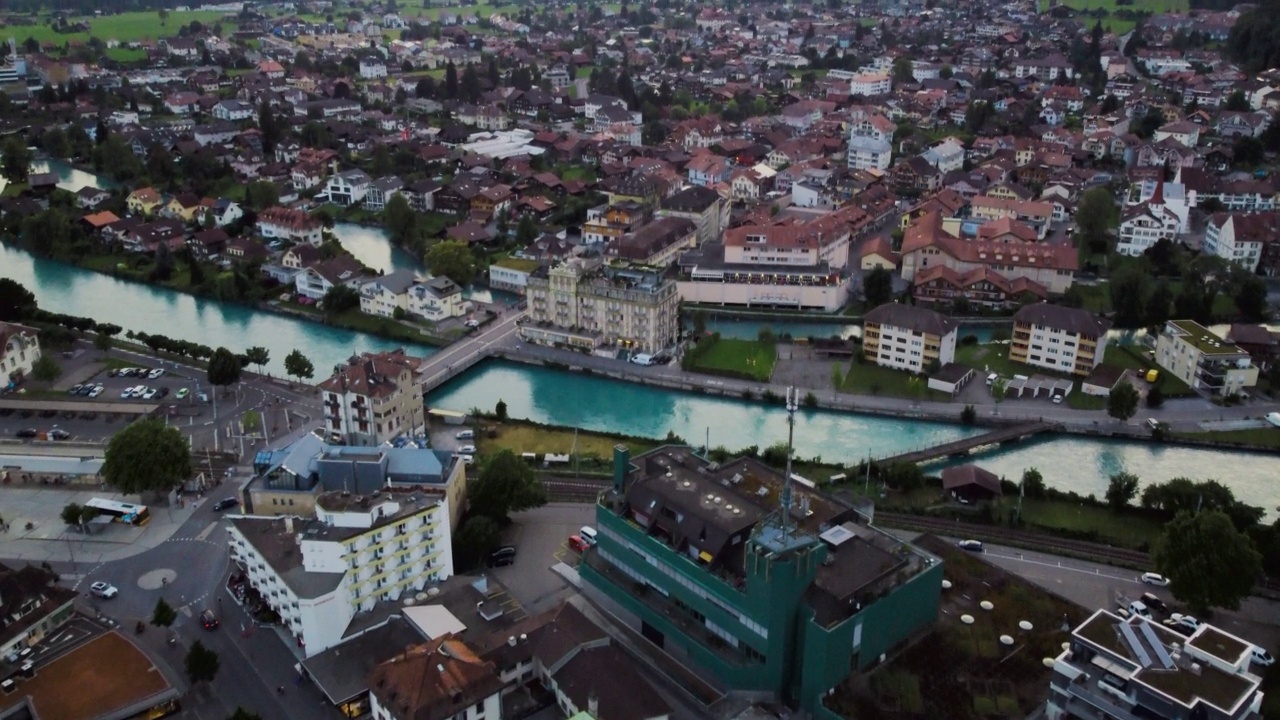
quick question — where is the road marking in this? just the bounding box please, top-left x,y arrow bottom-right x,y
984,550 -> 1137,583
196,522 -> 219,542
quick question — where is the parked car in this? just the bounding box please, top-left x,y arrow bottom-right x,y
200,610 -> 220,630
156,387 -> 169,398
459,454 -> 474,465
68,384 -> 84,395
119,386 -> 135,398
88,385 -> 104,398
89,581 -> 118,599
488,546 -> 517,567
457,444 -> 476,455
568,535 -> 590,553
1162,618 -> 1191,635
176,388 -> 189,400
1139,593 -> 1167,613
142,388 -> 159,400
579,526 -> 598,546
958,540 -> 984,552
464,319 -> 480,328
148,368 -> 165,379
455,430 -> 474,440
213,497 -> 239,511
15,428 -> 38,439
1140,572 -> 1169,587
49,429 -> 71,440
1252,646 -> 1275,667
196,391 -> 209,403
77,384 -> 95,396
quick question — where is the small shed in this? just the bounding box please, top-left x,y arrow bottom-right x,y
942,464 -> 1003,504
928,362 -> 975,395
1082,365 -> 1127,396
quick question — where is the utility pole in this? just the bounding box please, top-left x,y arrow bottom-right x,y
781,386 -> 797,535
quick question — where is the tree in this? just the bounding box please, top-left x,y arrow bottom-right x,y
1107,382 -> 1139,422
1154,510 -> 1262,613
1105,471 -> 1140,511
244,346 -> 270,375
284,349 -> 314,386
93,331 -> 113,355
1076,187 -> 1118,254
453,515 -> 501,570
1146,384 -> 1164,409
1109,266 -> 1150,328
424,240 -> 476,287
1021,468 -> 1046,499
152,598 -> 177,628
0,278 -> 37,321
207,347 -> 242,389
2,135 -> 32,184
243,181 -> 279,212
515,214 -> 538,245
468,450 -> 547,521
383,193 -> 418,246
891,56 -> 914,84
495,399 -> 508,422
61,502 -> 84,528
31,355 -> 62,382
1145,281 -> 1173,327
445,61 -> 459,99
1173,277 -> 1213,324
102,419 -> 192,496
863,266 -> 893,307
158,7 -> 169,25
321,284 -> 360,316
1234,274 -> 1268,321
991,378 -> 1008,414
185,641 -> 220,685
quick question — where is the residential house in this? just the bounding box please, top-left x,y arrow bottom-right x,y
862,303 -> 958,373
0,563 -> 76,660
657,186 -> 730,246
608,218 -> 697,268
126,187 -> 164,216
1155,320 -> 1259,397
318,349 -> 426,446
366,636 -> 503,720
847,135 -> 893,171
408,276 -> 467,321
363,176 -> 404,212
1203,212 -> 1280,272
322,170 -> 373,206
1009,303 -> 1112,376
359,269 -> 418,318
0,322 -> 41,388
187,228 -> 230,260
258,206 -> 325,246
294,256 -> 369,300
1117,183 -> 1180,257
213,99 -> 255,122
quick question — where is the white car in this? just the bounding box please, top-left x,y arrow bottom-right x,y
579,526 -> 598,545
1169,613 -> 1200,632
148,368 -> 165,379
119,386 -> 135,398
128,385 -> 147,398
1140,572 -> 1169,587
457,444 -> 477,455
142,387 -> 159,400
459,454 -> 474,465
1252,646 -> 1275,667
89,581 -> 118,599
88,385 -> 104,398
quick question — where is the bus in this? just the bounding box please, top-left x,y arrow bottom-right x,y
85,498 -> 151,526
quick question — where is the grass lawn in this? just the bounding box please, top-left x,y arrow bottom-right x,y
689,338 -> 777,382
1010,498 -> 1165,549
559,166 -> 597,183
1065,391 -> 1108,411
478,421 -> 657,460
399,3 -> 521,20
840,361 -> 949,401
1104,344 -> 1193,396
1174,427 -> 1280,449
10,10 -> 232,45
1059,0 -> 1186,11
955,342 -> 1026,379
104,47 -> 146,62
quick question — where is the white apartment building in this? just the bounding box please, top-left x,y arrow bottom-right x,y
257,206 -> 325,246
321,169 -> 372,206
0,322 -> 41,388
1155,320 -> 1259,397
1117,202 -> 1180,257
1010,303 -> 1112,376
849,72 -> 892,96
227,490 -> 453,657
521,258 -> 679,354
847,134 -> 893,171
318,349 -> 425,446
862,303 -> 958,373
1202,212 -> 1278,273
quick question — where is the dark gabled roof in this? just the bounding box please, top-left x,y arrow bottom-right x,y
1013,303 -> 1111,339
660,184 -> 721,213
864,303 -> 957,337
941,464 -> 1002,495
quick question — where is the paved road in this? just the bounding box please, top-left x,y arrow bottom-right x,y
417,309 -> 525,388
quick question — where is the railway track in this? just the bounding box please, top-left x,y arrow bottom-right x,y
543,478 -> 609,503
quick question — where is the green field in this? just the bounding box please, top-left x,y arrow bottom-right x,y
1055,0 -> 1188,32
840,361 -> 948,402
398,3 -> 521,20
104,47 -> 146,62
6,10 -> 232,45
1175,427 -> 1280,449
689,338 -> 777,382
478,421 -> 658,460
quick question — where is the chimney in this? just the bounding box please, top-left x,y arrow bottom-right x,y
612,445 -> 629,494
588,691 -> 599,718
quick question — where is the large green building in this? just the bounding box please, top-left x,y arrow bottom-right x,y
579,445 -> 943,713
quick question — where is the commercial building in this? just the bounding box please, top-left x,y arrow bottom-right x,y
1155,320 -> 1259,396
1046,609 -> 1264,720
657,185 -> 731,247
1010,303 -> 1112,376
319,350 -> 426,447
677,206 -> 863,311
862,303 -> 958,373
0,322 -> 40,390
521,257 -> 680,355
581,445 -> 943,713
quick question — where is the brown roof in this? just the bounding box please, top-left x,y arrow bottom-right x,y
367,636 -> 504,720
82,210 -> 120,228
864,303 -> 957,337
1013,303 -> 1112,339
317,349 -> 423,399
941,464 -> 1002,495
553,644 -> 673,720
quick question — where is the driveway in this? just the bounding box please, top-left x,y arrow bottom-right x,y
490,503 -> 597,615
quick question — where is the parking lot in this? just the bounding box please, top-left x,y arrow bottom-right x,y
489,503 -> 597,615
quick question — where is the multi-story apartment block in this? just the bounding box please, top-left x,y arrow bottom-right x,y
319,350 -> 426,446
227,488 -> 454,657
581,202 -> 650,246
862,303 -> 958,373
1010,303 -> 1112,376
1155,320 -> 1259,397
1046,609 -> 1264,720
1202,212 -> 1279,273
677,205 -> 862,311
847,134 -> 893,171
848,72 -> 892,96
581,445 -> 942,715
0,323 -> 41,388
257,206 -> 325,246
657,185 -> 731,247
521,258 -> 679,354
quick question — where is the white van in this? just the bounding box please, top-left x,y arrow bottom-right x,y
455,429 -> 474,440
986,373 -> 998,386
1127,600 -> 1151,619
630,353 -> 655,366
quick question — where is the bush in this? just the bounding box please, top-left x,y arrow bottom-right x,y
803,391 -> 818,408
960,405 -> 977,425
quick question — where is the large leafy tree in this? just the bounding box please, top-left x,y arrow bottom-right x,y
2,135 -> 32,184
244,346 -> 270,375
1075,187 -> 1117,254
453,515 -> 501,571
284,349 -> 314,386
424,240 -> 476,287
152,598 -> 177,628
468,450 -> 547,521
1105,472 -> 1140,511
207,347 -> 243,389
863,266 -> 893,307
1108,266 -> 1149,328
321,284 -> 360,316
0,278 -> 37,321
102,419 -> 191,495
1107,382 -> 1139,422
1154,510 -> 1262,613
185,641 -> 220,684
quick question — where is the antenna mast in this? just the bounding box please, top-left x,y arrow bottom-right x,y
781,386 -> 797,534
